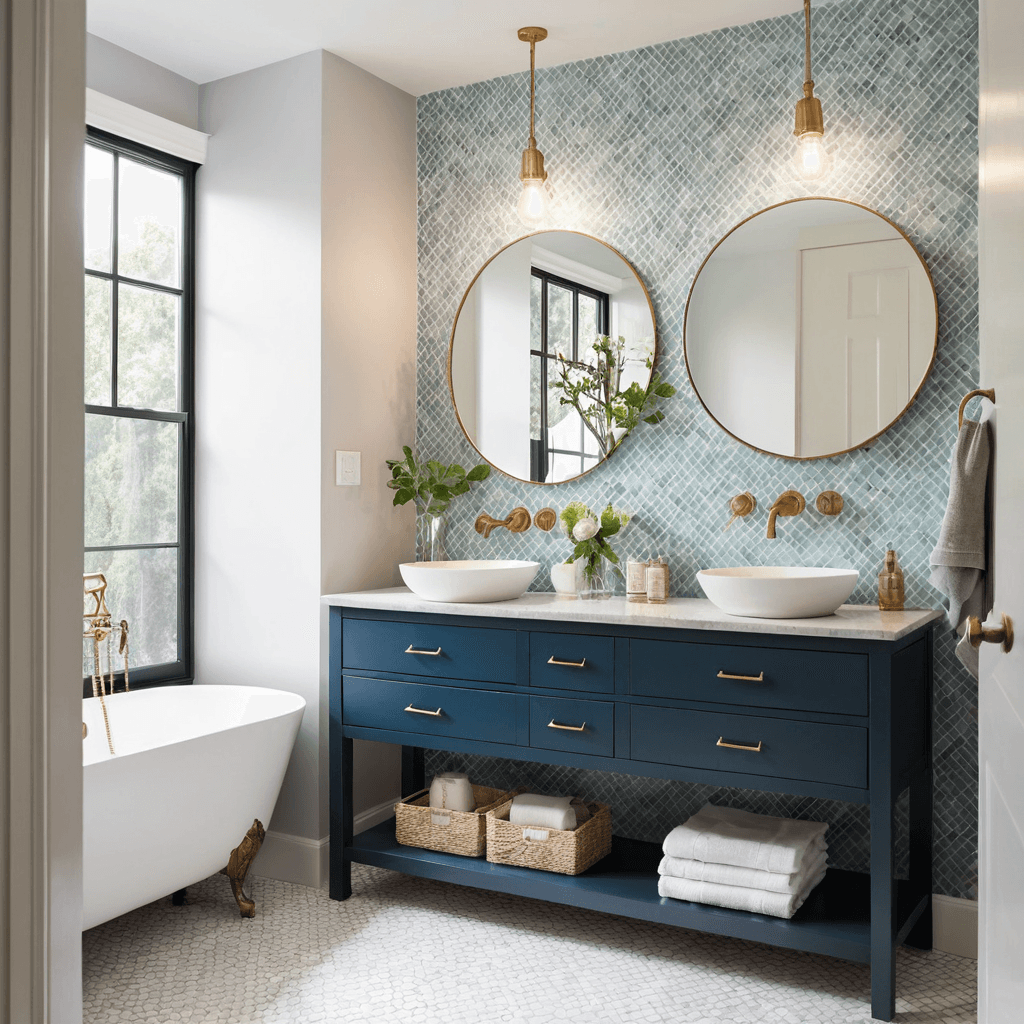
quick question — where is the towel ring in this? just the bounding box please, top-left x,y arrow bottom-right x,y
958,388 -> 995,430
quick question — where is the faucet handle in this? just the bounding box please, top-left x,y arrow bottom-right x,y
724,492 -> 756,531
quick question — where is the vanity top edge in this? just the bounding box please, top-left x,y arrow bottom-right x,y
321,589 -> 943,642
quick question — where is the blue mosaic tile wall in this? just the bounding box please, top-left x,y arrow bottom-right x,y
415,0 -> 979,898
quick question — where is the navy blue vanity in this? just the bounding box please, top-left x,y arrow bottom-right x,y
327,591 -> 941,1022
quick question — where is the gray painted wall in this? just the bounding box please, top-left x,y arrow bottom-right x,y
415,0 -> 979,898
87,32 -> 199,128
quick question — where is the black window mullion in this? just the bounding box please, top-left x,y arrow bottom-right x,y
110,149 -> 119,409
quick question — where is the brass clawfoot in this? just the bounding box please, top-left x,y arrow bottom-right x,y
221,818 -> 265,918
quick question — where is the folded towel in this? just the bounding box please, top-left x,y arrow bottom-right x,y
658,846 -> 827,895
929,417 -> 993,680
509,794 -> 576,831
662,804 -> 827,874
657,862 -> 827,919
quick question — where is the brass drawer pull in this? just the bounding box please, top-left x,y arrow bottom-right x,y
548,656 -> 587,668
717,670 -> 765,682
405,704 -> 442,717
405,645 -> 442,656
716,736 -> 763,752
548,719 -> 586,732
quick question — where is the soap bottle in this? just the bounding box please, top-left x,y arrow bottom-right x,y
877,549 -> 905,611
626,557 -> 648,603
646,557 -> 669,604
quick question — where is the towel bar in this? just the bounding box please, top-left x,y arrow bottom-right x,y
957,387 -> 995,429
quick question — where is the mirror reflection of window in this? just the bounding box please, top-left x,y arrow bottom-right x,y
529,269 -> 609,483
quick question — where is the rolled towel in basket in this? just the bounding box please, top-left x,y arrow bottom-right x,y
658,846 -> 827,895
509,793 -> 576,831
663,804 -> 827,874
657,861 -> 827,919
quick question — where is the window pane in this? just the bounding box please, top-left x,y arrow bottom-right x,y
549,452 -> 582,482
84,276 -> 112,406
83,547 -> 178,672
118,157 -> 181,288
548,284 -> 573,360
549,406 -> 585,452
84,146 -> 113,272
530,275 -> 542,351
578,293 -> 600,350
85,414 -> 179,547
530,354 -> 542,441
117,283 -> 180,411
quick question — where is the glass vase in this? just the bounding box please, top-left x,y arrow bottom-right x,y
416,511 -> 447,562
576,557 -> 610,601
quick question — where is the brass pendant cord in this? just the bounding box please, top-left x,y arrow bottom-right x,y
529,38 -> 537,146
804,0 -> 813,92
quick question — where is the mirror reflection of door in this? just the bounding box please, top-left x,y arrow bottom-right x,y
449,231 -> 656,484
529,269 -> 608,482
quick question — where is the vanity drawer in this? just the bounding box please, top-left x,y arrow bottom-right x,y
631,705 -> 866,789
343,619 -> 517,684
529,632 -> 615,693
529,695 -> 615,758
630,640 -> 867,716
343,676 -> 516,744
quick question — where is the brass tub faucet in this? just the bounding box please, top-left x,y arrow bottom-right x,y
766,490 -> 805,539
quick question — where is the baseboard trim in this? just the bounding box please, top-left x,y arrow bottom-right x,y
252,799 -> 397,889
932,894 -> 978,959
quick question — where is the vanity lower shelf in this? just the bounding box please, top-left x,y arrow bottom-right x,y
348,818 -> 929,965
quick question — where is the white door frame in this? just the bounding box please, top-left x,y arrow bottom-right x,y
1,1 -> 86,1021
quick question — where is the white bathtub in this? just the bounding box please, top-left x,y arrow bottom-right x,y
82,684 -> 304,931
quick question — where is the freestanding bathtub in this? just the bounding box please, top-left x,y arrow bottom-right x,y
82,684 -> 304,931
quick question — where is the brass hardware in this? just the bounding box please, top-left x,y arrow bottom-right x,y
405,645 -> 442,656
221,819 -> 265,919
83,572 -> 130,757
724,492 -> 756,531
534,507 -> 557,531
877,549 -> 905,611
717,737 -> 763,753
967,614 -> 1014,653
548,719 -> 586,732
815,491 -> 844,516
475,506 -> 532,538
717,670 -> 765,682
82,722 -> 87,739
766,490 -> 805,539
517,27 -> 548,185
405,704 -> 443,717
958,388 -> 995,429
548,656 -> 586,668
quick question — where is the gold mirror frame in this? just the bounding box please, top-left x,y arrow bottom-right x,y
448,230 -> 659,485
683,197 -> 939,461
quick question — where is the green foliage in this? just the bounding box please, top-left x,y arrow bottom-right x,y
558,501 -> 631,579
548,336 -> 677,457
385,446 -> 491,516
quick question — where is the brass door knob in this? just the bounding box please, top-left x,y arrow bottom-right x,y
967,614 -> 1014,653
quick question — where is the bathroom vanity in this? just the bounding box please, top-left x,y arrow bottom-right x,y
326,590 -> 940,1022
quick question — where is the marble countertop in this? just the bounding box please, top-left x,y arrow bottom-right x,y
321,588 -> 943,642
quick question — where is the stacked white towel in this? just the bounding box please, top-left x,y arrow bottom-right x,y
658,804 -> 828,920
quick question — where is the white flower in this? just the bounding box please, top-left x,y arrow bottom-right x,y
572,517 -> 599,541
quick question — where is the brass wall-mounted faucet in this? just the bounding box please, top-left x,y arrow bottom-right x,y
766,490 -> 805,539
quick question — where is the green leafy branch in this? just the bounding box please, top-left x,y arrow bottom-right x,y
559,501 -> 631,579
385,446 -> 490,517
549,336 -> 676,457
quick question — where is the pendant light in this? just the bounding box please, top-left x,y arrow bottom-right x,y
516,26 -> 550,228
792,0 -> 831,180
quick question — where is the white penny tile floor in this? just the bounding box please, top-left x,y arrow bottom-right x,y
83,863 -> 976,1024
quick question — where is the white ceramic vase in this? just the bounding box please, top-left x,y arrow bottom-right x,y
550,562 -> 577,598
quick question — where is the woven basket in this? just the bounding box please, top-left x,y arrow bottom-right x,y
395,785 -> 514,858
485,798 -> 612,875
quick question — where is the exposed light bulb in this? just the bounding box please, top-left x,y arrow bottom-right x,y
517,177 -> 549,228
793,132 -> 831,180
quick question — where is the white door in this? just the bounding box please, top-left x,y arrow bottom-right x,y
800,239 -> 933,456
978,0 -> 1024,1020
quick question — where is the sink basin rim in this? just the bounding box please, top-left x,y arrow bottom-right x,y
696,566 -> 859,619
399,559 -> 540,604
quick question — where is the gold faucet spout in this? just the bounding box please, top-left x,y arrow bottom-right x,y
766,490 -> 806,539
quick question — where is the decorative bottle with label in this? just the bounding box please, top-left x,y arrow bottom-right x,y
877,549 -> 905,611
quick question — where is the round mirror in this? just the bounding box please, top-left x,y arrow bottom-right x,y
684,199 -> 937,459
449,231 -> 657,484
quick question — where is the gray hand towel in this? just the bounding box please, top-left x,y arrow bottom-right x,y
929,418 -> 992,679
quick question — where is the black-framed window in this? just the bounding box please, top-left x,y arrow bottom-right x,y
83,127 -> 196,690
529,268 -> 610,482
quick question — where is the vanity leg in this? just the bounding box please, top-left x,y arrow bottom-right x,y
402,745 -> 424,796
870,788 -> 897,1021
330,735 -> 353,901
905,765 -> 934,950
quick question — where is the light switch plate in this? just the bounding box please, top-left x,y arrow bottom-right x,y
335,450 -> 361,486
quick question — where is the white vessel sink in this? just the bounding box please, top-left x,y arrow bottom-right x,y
399,560 -> 539,603
696,566 -> 859,619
